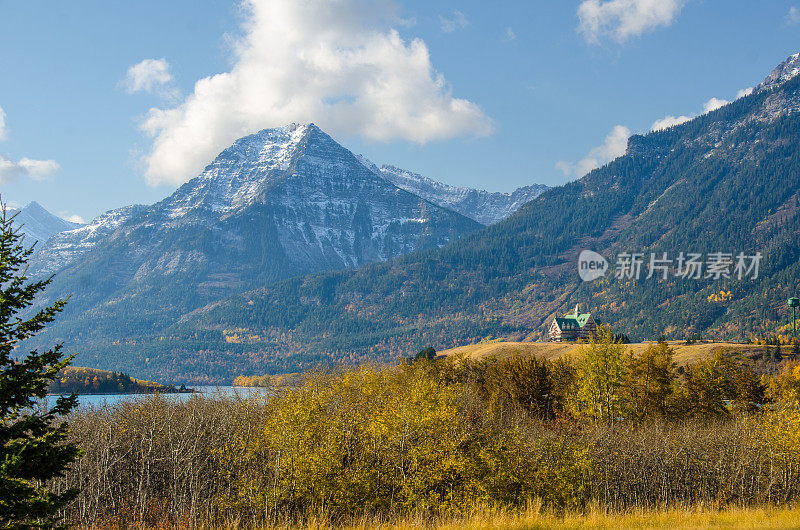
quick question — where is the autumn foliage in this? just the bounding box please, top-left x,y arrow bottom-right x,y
55,330 -> 800,527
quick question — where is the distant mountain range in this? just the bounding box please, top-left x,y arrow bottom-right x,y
22,54 -> 800,384
31,129 -> 541,277
357,158 -> 549,225
9,201 -> 82,247
31,205 -> 147,276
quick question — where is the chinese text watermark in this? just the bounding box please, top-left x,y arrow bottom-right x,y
578,251 -> 761,282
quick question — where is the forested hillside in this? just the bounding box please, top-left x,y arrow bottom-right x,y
24,58 -> 800,383
152,66 -> 800,382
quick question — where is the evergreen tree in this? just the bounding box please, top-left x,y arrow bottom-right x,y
0,204 -> 80,528
773,342 -> 783,362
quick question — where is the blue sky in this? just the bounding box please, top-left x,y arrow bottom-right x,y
1,0 -> 799,222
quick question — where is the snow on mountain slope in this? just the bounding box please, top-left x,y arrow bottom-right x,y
369,163 -> 549,226
31,205 -> 147,275
161,124 -> 309,219
10,201 -> 83,246
31,124 -> 482,281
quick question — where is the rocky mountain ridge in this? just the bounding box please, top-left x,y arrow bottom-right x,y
371,163 -> 548,226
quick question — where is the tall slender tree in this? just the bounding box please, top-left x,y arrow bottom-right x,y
569,326 -> 628,423
0,203 -> 79,528
773,340 -> 783,362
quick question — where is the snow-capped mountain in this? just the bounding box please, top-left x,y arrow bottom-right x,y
370,163 -> 549,226
33,125 -> 548,278
29,124 -> 481,340
9,201 -> 82,246
160,124 -> 310,220
32,205 -> 146,275
137,123 -> 480,272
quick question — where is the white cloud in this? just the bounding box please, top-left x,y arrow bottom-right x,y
651,88 -> 752,132
703,97 -> 729,113
504,27 -> 517,41
60,212 -> 85,224
439,10 -> 469,33
578,0 -> 686,44
141,0 -> 492,186
0,106 -> 60,184
556,125 -> 631,178
0,154 -> 59,184
786,6 -> 800,25
650,114 -> 691,132
0,106 -> 7,141
123,58 -> 177,99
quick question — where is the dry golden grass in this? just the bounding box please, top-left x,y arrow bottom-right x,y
433,504 -> 800,529
405,504 -> 800,530
90,504 -> 800,529
438,340 -> 765,367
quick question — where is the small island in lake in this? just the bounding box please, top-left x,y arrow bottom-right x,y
49,366 -> 194,395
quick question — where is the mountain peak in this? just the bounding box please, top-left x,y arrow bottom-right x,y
757,52 -> 800,92
161,124 -> 316,219
13,201 -> 82,245
23,200 -> 48,213
162,122 -> 370,221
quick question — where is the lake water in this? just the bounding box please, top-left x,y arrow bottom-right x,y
46,386 -> 270,409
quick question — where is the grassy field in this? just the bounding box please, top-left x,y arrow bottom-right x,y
425,504 -> 800,530
137,504 -> 800,529
438,340 -> 766,366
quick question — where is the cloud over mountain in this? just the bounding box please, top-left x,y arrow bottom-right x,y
0,155 -> 59,184
650,114 -> 691,131
651,90 -> 753,131
140,0 -> 492,186
556,125 -> 631,178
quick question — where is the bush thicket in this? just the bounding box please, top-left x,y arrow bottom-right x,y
55,329 -> 800,527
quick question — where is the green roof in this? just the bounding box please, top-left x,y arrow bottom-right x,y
555,313 -> 592,329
